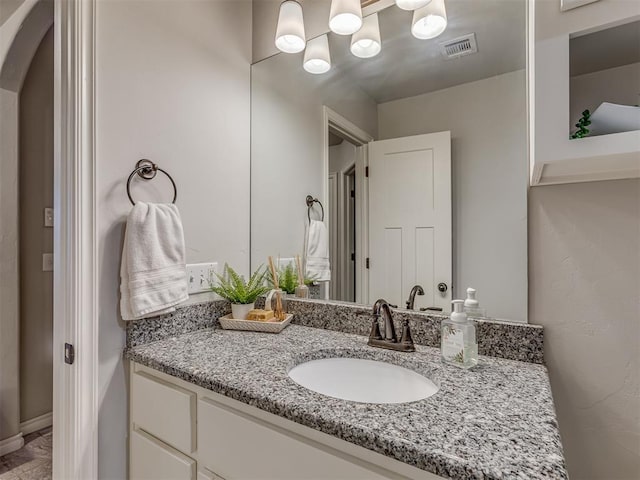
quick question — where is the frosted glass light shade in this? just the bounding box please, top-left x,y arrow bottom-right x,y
411,0 -> 447,40
395,0 -> 432,10
329,0 -> 363,35
303,35 -> 331,74
350,14 -> 381,58
275,1 -> 306,53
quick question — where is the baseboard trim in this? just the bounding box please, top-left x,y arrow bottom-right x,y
0,433 -> 24,457
20,411 -> 53,436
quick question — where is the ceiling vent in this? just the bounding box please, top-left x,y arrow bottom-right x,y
440,33 -> 478,59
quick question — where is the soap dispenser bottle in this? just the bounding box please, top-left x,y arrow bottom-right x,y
463,288 -> 485,317
441,300 -> 478,369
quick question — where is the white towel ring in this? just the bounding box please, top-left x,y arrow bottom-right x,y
127,159 -> 177,206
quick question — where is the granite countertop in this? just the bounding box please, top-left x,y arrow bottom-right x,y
125,324 -> 567,480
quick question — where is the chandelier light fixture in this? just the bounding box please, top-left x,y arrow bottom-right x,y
303,34 -> 332,74
350,13 -> 382,58
329,0 -> 363,35
395,0 -> 432,11
411,0 -> 448,40
275,0 -> 306,53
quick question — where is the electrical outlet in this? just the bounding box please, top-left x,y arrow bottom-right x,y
186,262 -> 218,294
42,253 -> 54,272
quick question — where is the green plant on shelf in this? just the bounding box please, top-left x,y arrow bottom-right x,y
209,264 -> 270,304
570,109 -> 591,139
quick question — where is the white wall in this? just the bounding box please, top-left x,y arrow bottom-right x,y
329,141 -> 356,174
378,70 -> 528,322
529,179 -> 640,479
570,62 -> 640,128
95,1 -> 251,477
251,51 -> 377,272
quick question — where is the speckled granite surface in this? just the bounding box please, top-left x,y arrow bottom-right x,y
125,300 -> 230,348
125,325 -> 566,480
284,298 -> 545,364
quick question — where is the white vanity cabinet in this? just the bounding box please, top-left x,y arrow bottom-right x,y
129,362 -> 444,480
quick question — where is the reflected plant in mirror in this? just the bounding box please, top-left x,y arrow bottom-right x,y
251,0 -> 529,322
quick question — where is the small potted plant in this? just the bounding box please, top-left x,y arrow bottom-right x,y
210,264 -> 270,320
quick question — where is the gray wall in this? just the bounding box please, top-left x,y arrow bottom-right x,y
19,25 -> 53,424
95,1 -> 252,477
378,70 -> 528,322
529,178 -> 640,479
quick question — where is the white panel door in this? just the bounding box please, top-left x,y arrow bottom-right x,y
368,132 -> 451,310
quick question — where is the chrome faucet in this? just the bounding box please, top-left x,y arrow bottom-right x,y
367,299 -> 415,352
405,285 -> 425,310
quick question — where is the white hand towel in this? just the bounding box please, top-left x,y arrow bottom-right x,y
120,202 -> 189,321
304,219 -> 331,282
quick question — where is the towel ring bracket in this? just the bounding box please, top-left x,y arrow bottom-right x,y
306,195 -> 324,222
127,159 -> 177,205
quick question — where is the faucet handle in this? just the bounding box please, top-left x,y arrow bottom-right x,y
399,319 -> 416,350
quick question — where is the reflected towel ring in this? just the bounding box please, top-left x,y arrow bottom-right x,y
127,159 -> 177,206
306,195 -> 324,222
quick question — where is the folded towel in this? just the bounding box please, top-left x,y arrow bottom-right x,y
120,202 -> 189,320
304,219 -> 331,282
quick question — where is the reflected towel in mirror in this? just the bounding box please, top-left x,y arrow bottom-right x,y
304,219 -> 331,282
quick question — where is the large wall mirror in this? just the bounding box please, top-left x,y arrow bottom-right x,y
251,0 -> 528,322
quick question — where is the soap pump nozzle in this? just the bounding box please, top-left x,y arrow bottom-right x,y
450,299 -> 467,323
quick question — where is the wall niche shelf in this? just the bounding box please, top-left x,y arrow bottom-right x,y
531,10 -> 640,186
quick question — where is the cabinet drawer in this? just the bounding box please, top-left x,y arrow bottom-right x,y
132,370 -> 196,453
130,428 -> 195,480
197,467 -> 225,480
197,397 -> 390,480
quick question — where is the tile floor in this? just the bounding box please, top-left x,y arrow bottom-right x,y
0,427 -> 52,480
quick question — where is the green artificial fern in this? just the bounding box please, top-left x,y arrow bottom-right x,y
267,263 -> 318,294
210,264 -> 270,304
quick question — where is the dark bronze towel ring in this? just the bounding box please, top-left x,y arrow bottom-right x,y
306,195 -> 324,223
127,159 -> 177,206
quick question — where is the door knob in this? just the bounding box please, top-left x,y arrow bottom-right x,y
437,282 -> 448,293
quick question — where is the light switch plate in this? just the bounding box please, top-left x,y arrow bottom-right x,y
44,207 -> 54,227
42,253 -> 54,272
186,262 -> 218,294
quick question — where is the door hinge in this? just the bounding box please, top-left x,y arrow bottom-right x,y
365,258 -> 370,269
351,252 -> 355,261
350,189 -> 355,198
365,166 -> 369,177
65,343 -> 75,365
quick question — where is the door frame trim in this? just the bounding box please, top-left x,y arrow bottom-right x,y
322,107 -> 373,304
53,0 -> 98,478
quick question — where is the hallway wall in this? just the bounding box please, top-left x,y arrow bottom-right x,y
18,25 -> 53,424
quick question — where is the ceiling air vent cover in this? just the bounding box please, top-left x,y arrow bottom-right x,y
440,33 -> 478,59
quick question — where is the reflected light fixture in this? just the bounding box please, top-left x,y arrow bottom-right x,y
303,35 -> 331,74
275,0 -> 306,53
329,0 -> 363,35
411,0 -> 447,39
395,0 -> 432,11
350,13 -> 382,58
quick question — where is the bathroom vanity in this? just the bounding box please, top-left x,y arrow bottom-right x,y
125,300 -> 567,480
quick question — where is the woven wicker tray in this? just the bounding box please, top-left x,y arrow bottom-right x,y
218,313 -> 293,333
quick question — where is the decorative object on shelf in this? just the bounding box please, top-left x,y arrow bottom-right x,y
329,0 -> 363,35
560,0 -> 600,12
218,312 -> 293,333
589,102 -> 640,136
570,109 -> 591,139
126,159 -> 177,205
350,13 -> 382,58
412,0 -> 447,40
303,34 -> 331,74
267,257 -> 287,320
209,264 -> 270,320
275,0 -> 306,53
294,255 -> 310,298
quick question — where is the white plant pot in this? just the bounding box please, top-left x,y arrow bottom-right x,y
231,303 -> 254,320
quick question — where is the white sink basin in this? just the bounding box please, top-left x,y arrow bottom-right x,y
288,357 -> 438,404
